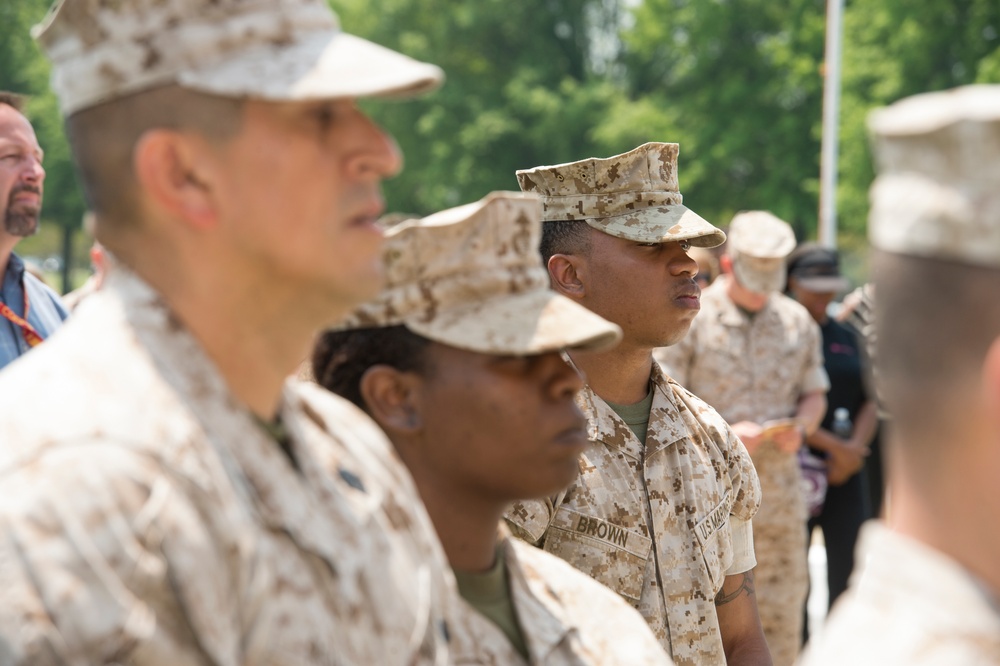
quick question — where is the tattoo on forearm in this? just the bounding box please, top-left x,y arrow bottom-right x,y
714,570 -> 756,606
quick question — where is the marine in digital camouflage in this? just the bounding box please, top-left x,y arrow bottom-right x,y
450,526 -> 673,666
797,524 -> 1000,665
656,278 -> 829,666
506,362 -> 761,666
329,191 -> 669,665
516,143 -> 726,248
0,267 -> 454,665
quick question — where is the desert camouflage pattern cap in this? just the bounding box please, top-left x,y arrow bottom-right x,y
33,0 -> 445,116
516,142 -> 726,248
727,211 -> 796,294
868,84 -> 1000,268
336,192 -> 622,355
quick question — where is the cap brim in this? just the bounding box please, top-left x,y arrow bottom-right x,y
406,289 -> 622,356
584,205 -> 726,248
180,30 -> 444,101
794,275 -> 849,293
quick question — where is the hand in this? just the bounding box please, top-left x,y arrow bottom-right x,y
731,421 -> 764,455
825,439 -> 868,486
770,425 -> 804,454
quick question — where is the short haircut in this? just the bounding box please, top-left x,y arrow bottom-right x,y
64,85 -> 244,229
876,250 -> 1000,449
311,325 -> 432,410
0,91 -> 26,112
539,219 -> 591,265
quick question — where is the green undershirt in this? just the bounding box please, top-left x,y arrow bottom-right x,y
606,386 -> 655,445
453,546 -> 529,660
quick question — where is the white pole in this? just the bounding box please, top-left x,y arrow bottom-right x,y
819,0 -> 844,249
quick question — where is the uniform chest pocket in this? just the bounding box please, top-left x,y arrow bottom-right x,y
542,508 -> 652,605
694,493 -> 736,592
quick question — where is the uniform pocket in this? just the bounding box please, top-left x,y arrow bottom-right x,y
694,491 -> 735,591
542,508 -> 652,605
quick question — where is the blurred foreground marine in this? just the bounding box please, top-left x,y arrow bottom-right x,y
314,191 -> 674,665
0,1 -> 456,664
506,144 -> 768,666
799,85 -> 1000,664
657,212 -> 828,666
0,92 -> 67,370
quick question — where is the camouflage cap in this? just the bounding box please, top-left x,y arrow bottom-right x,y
336,192 -> 623,355
868,85 -> 1000,268
726,211 -> 796,294
33,0 -> 444,116
516,142 -> 726,248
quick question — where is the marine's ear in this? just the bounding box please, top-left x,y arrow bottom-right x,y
547,253 -> 587,300
359,365 -> 424,437
133,129 -> 221,230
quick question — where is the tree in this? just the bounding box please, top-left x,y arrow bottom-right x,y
6,0 -> 999,288
606,0 -> 829,239
331,0 -> 627,215
838,0 -> 1000,240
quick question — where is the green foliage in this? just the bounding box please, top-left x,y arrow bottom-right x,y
2,0 -> 999,286
837,0 -> 1000,237
333,0 -> 625,214
607,0 -> 828,237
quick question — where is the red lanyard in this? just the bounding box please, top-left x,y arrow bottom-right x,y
0,287 -> 43,348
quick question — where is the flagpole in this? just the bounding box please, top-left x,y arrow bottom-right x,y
819,0 -> 844,249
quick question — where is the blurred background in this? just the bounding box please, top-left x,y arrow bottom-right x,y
3,0 -> 1000,292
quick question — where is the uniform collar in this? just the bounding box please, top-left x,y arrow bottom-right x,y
579,361 -> 690,460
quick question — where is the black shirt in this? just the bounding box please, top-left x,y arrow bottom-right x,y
818,317 -> 868,433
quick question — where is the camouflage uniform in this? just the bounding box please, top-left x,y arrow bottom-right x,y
656,277 -> 829,666
450,526 -> 672,665
506,362 -> 761,666
0,266 -> 454,665
797,523 -> 1000,665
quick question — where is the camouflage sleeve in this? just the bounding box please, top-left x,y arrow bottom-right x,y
801,317 -> 831,395
0,444 -> 235,666
724,516 -> 756,575
503,493 -> 564,545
